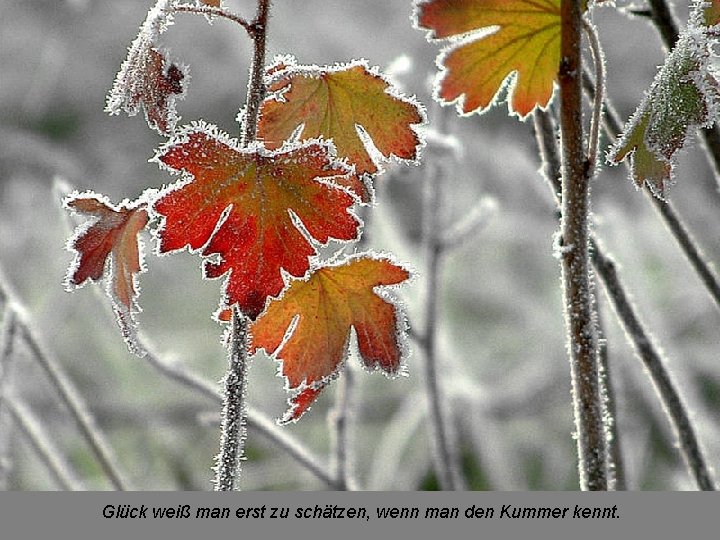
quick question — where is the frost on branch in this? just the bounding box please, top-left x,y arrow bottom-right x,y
64,193 -> 150,356
249,254 -> 411,423
609,5 -> 720,198
152,122 -> 363,320
258,56 -> 426,199
105,0 -> 187,135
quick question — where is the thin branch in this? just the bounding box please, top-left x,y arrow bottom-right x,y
139,341 -> 338,487
15,320 -> 131,490
421,157 -> 463,491
591,246 -> 716,490
582,16 -> 605,177
534,110 -> 716,490
329,364 -> 359,490
6,396 -> 84,491
0,306 -> 17,490
0,273 -> 130,490
559,0 -> 607,491
596,307 -> 627,491
214,307 -> 250,491
170,3 -> 253,34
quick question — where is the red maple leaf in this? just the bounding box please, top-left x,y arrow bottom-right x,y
250,255 -> 411,422
65,193 -> 149,353
153,123 -> 362,319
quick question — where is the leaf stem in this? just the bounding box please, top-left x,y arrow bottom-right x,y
559,0 -> 608,491
170,3 -> 254,35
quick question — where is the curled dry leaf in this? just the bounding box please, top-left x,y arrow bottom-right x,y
258,57 -> 425,198
153,122 -> 362,320
106,0 -> 186,135
249,255 -> 411,422
65,194 -> 149,355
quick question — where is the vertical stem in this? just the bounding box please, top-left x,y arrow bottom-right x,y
535,109 -> 715,491
330,364 -> 358,490
559,0 -> 608,490
422,158 -> 463,491
0,306 -> 17,490
214,307 -> 250,491
214,0 -> 270,491
242,0 -> 271,146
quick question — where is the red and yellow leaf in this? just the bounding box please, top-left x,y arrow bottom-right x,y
258,58 -> 424,190
65,193 -> 149,352
415,0 -> 561,118
153,123 -> 362,320
250,255 -> 411,421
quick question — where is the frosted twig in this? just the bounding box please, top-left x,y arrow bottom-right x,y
214,307 -> 250,491
596,306 -> 627,490
582,16 -> 605,178
534,110 -> 716,491
6,396 -> 84,491
558,2 -> 608,491
171,3 -> 253,34
591,247 -> 716,491
138,341 -> 338,487
0,274 -> 130,490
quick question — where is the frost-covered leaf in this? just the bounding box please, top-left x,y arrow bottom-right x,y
415,0 -> 561,118
106,0 -> 186,135
65,193 -> 149,354
608,23 -> 719,198
258,58 -> 424,194
153,122 -> 362,320
249,255 -> 410,422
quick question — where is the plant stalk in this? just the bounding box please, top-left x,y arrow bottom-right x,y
214,0 -> 270,491
558,0 -> 608,490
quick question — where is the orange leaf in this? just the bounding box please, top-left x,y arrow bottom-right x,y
258,58 -> 424,191
65,193 -> 149,353
415,0 -> 561,118
153,123 -> 362,320
250,255 -> 411,421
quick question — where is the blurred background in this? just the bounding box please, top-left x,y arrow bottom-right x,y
1,0 -> 719,490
